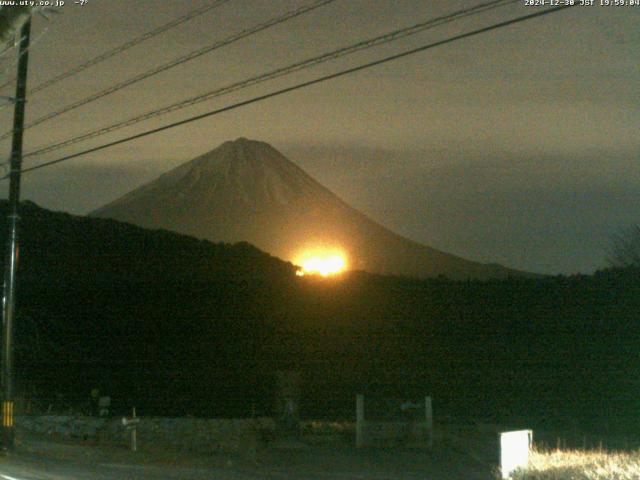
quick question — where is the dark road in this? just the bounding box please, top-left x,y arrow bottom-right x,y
0,443 -> 494,480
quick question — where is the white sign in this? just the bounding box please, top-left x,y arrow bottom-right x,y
122,417 -> 140,427
500,429 -> 532,479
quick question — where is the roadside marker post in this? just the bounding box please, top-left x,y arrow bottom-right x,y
122,407 -> 140,452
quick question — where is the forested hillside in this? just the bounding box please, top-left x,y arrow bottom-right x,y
2,202 -> 638,436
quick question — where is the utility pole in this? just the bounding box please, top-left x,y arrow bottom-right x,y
1,17 -> 31,451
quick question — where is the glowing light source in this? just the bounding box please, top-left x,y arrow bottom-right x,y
294,249 -> 347,277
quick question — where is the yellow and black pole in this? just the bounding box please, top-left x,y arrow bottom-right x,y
1,17 -> 31,451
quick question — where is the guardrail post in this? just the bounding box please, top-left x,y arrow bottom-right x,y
425,396 -> 433,447
131,407 -> 137,452
356,394 -> 365,447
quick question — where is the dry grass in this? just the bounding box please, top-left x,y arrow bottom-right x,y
510,448 -> 640,479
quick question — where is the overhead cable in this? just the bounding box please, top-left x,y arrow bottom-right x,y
10,5 -> 575,178
0,0 -> 232,95
24,0 -> 517,158
0,0 -> 336,140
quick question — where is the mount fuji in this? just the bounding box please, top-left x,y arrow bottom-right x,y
92,138 -> 528,280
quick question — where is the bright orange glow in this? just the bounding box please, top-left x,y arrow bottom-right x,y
295,249 -> 347,277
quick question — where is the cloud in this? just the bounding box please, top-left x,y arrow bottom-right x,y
0,158 -> 177,215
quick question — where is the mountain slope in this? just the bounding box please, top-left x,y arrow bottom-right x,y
93,138 -> 528,279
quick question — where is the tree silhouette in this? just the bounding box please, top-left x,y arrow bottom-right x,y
608,225 -> 640,268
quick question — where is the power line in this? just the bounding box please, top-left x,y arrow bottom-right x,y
23,0 -> 517,159
0,7 -> 57,92
0,25 -> 50,90
0,34 -> 22,61
0,0 -> 335,141
9,4 -> 575,179
0,0 -> 232,94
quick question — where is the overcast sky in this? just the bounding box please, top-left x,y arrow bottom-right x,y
0,0 -> 637,275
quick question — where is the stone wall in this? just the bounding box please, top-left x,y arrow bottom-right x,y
16,415 -> 275,454
17,415 -> 107,439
